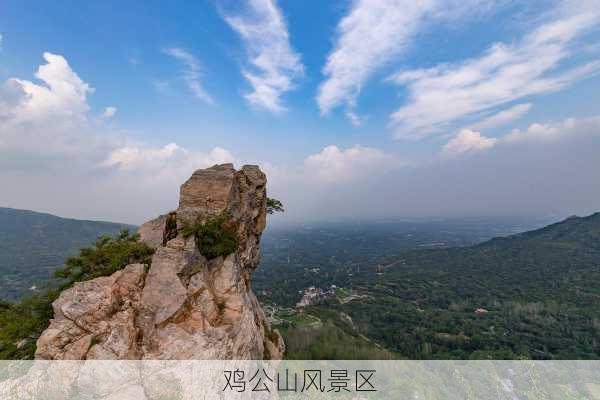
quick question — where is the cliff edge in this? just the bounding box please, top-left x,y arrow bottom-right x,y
35,164 -> 284,360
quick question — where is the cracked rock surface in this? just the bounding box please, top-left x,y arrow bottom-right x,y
35,164 -> 284,360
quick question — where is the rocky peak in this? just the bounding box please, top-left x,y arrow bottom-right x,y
35,164 -> 284,360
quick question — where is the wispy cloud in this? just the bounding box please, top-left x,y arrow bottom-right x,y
389,5 -> 600,139
470,103 -> 532,131
317,0 -> 494,123
223,0 -> 303,112
164,47 -> 214,104
345,110 -> 366,127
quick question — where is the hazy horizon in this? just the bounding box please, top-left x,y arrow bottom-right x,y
0,202 -> 567,229
1,0 -> 599,225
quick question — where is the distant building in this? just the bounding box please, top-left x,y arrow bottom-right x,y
474,308 -> 489,315
296,286 -> 333,308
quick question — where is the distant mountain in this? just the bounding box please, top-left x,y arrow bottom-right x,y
403,212 -> 600,305
489,212 -> 600,249
259,213 -> 600,359
0,207 -> 133,301
341,212 -> 600,359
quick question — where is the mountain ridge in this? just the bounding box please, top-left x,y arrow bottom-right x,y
482,212 -> 600,246
254,211 -> 600,359
0,206 -> 133,301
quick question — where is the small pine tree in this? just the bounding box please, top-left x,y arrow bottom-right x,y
266,198 -> 284,214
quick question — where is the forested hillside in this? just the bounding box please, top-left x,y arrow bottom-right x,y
0,207 -> 132,300
2,206 -> 598,359
261,213 -> 600,359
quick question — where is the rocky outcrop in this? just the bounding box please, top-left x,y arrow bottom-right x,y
35,164 -> 284,360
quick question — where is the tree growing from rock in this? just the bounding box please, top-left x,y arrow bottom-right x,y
267,198 -> 284,214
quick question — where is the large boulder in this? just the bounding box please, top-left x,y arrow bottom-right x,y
36,164 -> 284,360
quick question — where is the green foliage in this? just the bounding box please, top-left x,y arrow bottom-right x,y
0,290 -> 59,359
182,215 -> 238,260
277,308 -> 397,360
266,198 -> 284,214
54,230 -> 154,284
334,214 -> 600,359
0,230 -> 153,359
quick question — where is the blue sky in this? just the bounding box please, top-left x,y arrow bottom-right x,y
1,0 -> 600,224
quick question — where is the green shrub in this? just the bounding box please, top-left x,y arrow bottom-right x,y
54,230 -> 154,284
182,215 -> 238,259
266,198 -> 284,214
0,230 -> 153,359
0,290 -> 58,359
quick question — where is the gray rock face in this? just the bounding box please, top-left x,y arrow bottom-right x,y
36,164 -> 284,360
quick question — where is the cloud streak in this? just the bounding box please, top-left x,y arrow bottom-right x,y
317,0 -> 435,117
389,6 -> 600,138
164,47 -> 214,104
223,0 -> 303,112
317,0 -> 496,122
470,103 -> 532,131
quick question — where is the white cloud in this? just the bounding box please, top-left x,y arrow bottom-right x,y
317,0 -> 496,117
0,80 -> 27,121
0,52 -> 98,157
317,0 -> 433,116
102,143 -> 235,182
389,6 -> 600,138
443,129 -> 498,155
102,106 -> 117,118
503,115 -> 600,143
345,110 -> 366,127
0,52 -> 237,223
470,103 -> 532,131
0,52 -> 231,170
304,145 -> 396,182
223,0 -> 303,112
13,52 -> 93,123
444,115 -> 600,157
164,47 -> 213,104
